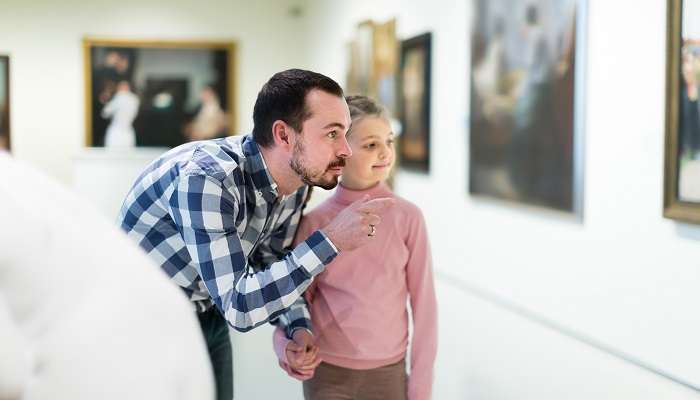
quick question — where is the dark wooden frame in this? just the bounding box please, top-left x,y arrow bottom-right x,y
0,55 -> 10,151
398,32 -> 432,172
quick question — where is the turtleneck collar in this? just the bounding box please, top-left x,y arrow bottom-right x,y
331,181 -> 394,206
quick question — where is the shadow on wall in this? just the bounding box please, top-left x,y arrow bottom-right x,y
675,222 -> 700,241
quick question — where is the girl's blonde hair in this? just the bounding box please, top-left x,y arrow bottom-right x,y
346,95 -> 387,136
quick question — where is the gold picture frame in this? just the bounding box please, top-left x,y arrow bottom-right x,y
664,0 -> 700,223
83,38 -> 236,148
345,19 -> 399,116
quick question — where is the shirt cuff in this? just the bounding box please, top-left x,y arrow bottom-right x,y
317,229 -> 338,253
293,230 -> 338,277
285,318 -> 313,339
289,327 -> 313,338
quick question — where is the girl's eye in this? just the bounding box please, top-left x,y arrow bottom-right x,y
365,142 -> 376,149
387,139 -> 395,146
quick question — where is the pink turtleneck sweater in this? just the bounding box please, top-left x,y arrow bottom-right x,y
273,182 -> 437,400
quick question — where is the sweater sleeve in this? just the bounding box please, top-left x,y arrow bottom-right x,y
405,208 -> 438,400
272,325 -> 291,364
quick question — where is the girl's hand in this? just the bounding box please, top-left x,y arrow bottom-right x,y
284,329 -> 322,379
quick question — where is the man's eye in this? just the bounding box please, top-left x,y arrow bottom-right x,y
327,131 -> 337,139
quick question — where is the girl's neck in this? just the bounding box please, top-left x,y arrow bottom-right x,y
339,179 -> 382,191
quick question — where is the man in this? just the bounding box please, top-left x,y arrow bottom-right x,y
117,69 -> 392,400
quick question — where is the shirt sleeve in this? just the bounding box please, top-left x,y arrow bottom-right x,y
169,173 -> 337,332
274,212 -> 319,338
405,209 -> 438,400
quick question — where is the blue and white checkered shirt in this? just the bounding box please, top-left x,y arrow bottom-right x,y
117,134 -> 338,332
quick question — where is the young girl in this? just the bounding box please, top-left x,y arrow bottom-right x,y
272,95 -> 437,400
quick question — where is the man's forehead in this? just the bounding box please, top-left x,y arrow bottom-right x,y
305,92 -> 351,128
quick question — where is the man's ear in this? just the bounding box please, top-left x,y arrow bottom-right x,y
271,120 -> 293,150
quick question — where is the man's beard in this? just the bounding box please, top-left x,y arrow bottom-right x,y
289,137 -> 345,190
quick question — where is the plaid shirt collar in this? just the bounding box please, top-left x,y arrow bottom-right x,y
241,135 -> 279,201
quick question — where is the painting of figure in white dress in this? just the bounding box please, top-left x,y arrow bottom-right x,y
85,39 -> 236,148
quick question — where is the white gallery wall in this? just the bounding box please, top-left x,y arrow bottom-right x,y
1,0 -> 699,399
299,0 -> 700,398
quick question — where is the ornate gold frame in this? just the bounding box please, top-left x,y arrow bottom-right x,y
663,0 -> 700,223
83,37 -> 237,146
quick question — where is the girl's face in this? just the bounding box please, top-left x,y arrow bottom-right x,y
341,116 -> 395,190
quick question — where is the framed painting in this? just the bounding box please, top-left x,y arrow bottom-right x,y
372,19 -> 399,116
0,55 -> 9,151
468,0 -> 585,214
398,33 -> 431,172
664,0 -> 700,223
346,21 -> 374,98
346,19 -> 398,116
83,38 -> 236,148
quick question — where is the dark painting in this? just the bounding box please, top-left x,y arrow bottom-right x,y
399,33 -> 431,172
84,39 -> 236,148
0,55 -> 9,151
469,0 -> 582,213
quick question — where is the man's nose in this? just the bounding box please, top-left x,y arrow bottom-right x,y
338,136 -> 352,158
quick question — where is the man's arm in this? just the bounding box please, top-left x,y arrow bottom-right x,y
275,296 -> 313,338
255,192 -> 317,337
169,173 -> 337,332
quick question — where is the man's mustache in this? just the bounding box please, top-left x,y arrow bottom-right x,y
327,158 -> 346,169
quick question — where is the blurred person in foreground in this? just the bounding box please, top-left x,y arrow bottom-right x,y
0,152 -> 214,399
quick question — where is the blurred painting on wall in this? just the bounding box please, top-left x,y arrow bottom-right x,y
346,19 -> 399,117
0,55 -> 9,151
347,21 -> 374,98
398,33 -> 431,172
469,0 -> 583,213
664,0 -> 700,223
84,38 -> 236,148
373,19 -> 399,116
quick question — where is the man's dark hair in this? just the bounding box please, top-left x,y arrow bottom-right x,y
252,69 -> 344,147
